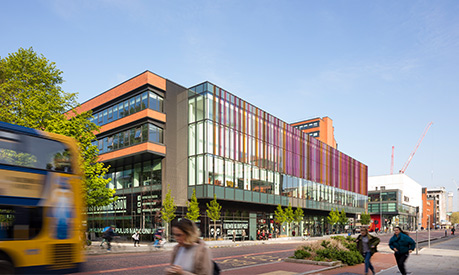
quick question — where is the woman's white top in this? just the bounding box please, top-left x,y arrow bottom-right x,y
173,245 -> 197,272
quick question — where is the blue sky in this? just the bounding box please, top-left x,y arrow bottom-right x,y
2,1 -> 459,210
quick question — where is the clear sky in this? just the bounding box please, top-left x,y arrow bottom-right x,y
2,1 -> 458,210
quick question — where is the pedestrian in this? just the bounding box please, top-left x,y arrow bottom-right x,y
100,226 -> 110,248
165,218 -> 213,275
132,230 -> 140,247
388,226 -> 415,275
356,227 -> 380,275
232,230 -> 236,242
154,228 -> 163,249
241,230 -> 246,241
451,227 -> 455,235
103,225 -> 116,251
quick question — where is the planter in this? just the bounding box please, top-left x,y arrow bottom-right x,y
284,257 -> 342,267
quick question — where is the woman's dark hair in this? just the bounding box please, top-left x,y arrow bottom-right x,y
172,218 -> 199,244
394,226 -> 409,236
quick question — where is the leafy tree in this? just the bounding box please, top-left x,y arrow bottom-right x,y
274,204 -> 286,236
360,212 -> 371,225
338,209 -> 349,232
186,189 -> 200,222
206,194 -> 222,240
327,208 -> 339,233
285,203 -> 294,236
0,47 -> 115,208
294,207 -> 304,235
161,187 -> 177,241
451,212 -> 459,224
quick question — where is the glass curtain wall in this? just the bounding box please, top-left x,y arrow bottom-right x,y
90,91 -> 164,127
188,82 -> 367,210
88,159 -> 162,240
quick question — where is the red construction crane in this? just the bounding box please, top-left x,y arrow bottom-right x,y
399,122 -> 433,174
390,146 -> 394,175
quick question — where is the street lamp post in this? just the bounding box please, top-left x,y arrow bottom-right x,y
428,215 -> 431,248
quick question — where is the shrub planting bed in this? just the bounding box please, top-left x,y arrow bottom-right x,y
291,236 -> 364,266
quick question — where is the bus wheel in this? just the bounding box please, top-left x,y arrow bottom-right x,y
0,260 -> 14,274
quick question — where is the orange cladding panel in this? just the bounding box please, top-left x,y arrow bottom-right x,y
72,71 -> 166,116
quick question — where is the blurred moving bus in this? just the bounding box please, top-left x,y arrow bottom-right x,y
0,122 -> 85,274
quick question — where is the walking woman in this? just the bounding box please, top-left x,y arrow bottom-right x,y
388,226 -> 416,275
356,227 -> 380,275
165,219 -> 213,275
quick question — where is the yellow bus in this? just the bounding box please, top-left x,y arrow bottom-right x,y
0,121 -> 85,274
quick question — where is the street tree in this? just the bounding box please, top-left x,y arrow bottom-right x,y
285,203 -> 294,236
360,212 -> 371,225
451,212 -> 459,224
206,194 -> 222,240
327,208 -> 339,233
274,204 -> 286,236
161,187 -> 177,241
294,207 -> 304,235
338,209 -> 349,232
0,47 -> 115,208
186,189 -> 200,222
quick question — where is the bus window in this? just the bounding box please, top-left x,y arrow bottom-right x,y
0,129 -> 73,173
0,205 -> 43,241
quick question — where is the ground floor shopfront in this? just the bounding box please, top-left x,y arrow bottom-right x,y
370,213 -> 417,232
88,198 -> 356,242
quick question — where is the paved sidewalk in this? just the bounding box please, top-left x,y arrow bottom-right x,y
377,235 -> 459,275
85,234 -> 353,255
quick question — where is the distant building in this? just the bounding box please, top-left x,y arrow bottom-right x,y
291,117 -> 337,149
447,192 -> 454,213
422,188 -> 436,229
426,187 -> 447,228
368,174 -> 422,231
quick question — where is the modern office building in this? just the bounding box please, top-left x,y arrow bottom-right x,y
291,117 -> 337,149
427,187 -> 447,228
368,189 -> 418,231
368,174 -> 422,230
76,71 -> 368,240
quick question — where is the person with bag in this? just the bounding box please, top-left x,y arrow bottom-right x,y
165,218 -> 216,275
132,230 -> 140,247
389,226 -> 416,275
356,227 -> 380,275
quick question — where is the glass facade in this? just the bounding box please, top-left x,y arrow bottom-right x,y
368,189 -> 418,231
93,123 -> 164,155
89,91 -> 164,127
188,82 -> 367,210
88,159 -> 162,239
